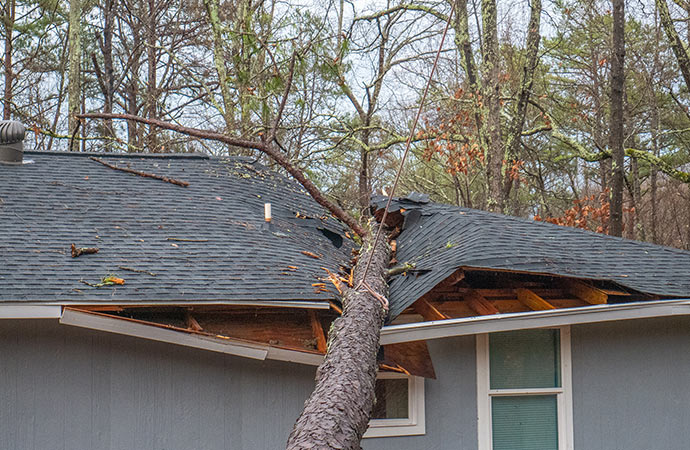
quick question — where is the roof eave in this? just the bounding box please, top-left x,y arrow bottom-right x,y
380,299 -> 690,345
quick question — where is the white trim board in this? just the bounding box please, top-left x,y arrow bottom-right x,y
381,299 -> 690,345
0,305 -> 62,319
59,309 -> 324,366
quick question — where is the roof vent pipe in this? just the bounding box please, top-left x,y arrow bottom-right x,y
0,120 -> 25,165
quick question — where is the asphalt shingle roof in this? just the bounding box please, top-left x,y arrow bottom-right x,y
374,194 -> 690,319
0,151 -> 352,304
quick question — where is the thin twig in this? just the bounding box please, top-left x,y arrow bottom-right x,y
118,266 -> 157,276
89,157 -> 190,187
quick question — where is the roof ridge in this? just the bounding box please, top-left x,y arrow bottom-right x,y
24,150 -> 212,160
424,202 -> 690,256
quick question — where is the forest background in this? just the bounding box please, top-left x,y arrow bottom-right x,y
2,0 -> 690,248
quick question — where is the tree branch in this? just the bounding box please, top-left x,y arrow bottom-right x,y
77,112 -> 368,237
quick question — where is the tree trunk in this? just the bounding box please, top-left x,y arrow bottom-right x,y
503,0 -> 541,202
145,0 -> 158,151
68,0 -> 82,146
3,0 -> 14,120
204,0 -> 235,133
608,0 -> 625,237
480,0 -> 505,212
453,0 -> 483,145
287,228 -> 390,449
102,0 -> 115,149
657,0 -> 690,90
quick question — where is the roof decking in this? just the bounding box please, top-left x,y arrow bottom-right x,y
0,151 -> 352,305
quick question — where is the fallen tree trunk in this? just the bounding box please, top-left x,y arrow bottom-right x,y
287,226 -> 390,450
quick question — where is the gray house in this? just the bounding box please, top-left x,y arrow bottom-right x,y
2,148 -> 690,450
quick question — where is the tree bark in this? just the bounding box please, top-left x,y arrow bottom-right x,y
480,0 -> 505,212
145,0 -> 158,151
503,0 -> 541,201
453,0 -> 483,146
203,0 -> 236,132
657,0 -> 690,90
68,0 -> 82,146
3,0 -> 14,120
286,229 -> 390,449
608,0 -> 625,237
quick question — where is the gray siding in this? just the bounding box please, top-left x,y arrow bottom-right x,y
0,320 -> 316,450
571,317 -> 690,450
364,335 -> 477,450
0,320 -> 476,450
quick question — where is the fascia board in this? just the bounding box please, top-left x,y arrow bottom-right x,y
60,308 -> 270,360
0,305 -> 63,319
380,299 -> 690,345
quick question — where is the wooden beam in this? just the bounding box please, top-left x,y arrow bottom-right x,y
413,297 -> 450,321
185,310 -> 203,331
564,279 -> 608,304
464,290 -> 500,315
309,310 -> 328,354
382,341 -> 436,379
516,288 -> 556,311
438,269 -> 465,288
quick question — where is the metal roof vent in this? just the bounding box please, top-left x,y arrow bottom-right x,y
0,120 -> 25,165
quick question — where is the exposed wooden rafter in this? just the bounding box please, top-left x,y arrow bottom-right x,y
438,269 -> 465,288
515,288 -> 556,311
564,279 -> 608,304
309,310 -> 328,354
464,290 -> 500,315
185,309 -> 203,331
413,296 -> 450,321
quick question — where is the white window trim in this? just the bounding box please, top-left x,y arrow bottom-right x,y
363,372 -> 425,438
477,326 -> 574,450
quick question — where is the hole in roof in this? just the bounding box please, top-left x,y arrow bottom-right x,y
318,227 -> 343,248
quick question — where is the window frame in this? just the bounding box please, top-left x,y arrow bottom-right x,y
476,326 -> 574,450
363,372 -> 425,438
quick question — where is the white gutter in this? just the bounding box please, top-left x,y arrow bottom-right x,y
59,309 -> 324,366
0,305 -> 63,319
380,299 -> 690,345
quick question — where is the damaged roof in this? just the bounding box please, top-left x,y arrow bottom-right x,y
0,151 -> 352,305
373,194 -> 690,319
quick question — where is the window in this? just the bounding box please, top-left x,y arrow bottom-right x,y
364,372 -> 425,438
477,327 -> 573,450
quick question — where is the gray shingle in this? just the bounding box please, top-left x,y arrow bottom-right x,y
0,151 -> 352,304
374,195 -> 690,319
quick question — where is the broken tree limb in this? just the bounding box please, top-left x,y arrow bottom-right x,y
287,227 -> 390,450
89,157 -> 190,187
387,262 -> 416,277
71,243 -> 99,258
77,113 -> 367,238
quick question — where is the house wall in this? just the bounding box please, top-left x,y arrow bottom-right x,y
0,320 -> 315,450
571,316 -> 690,450
0,320 -> 477,450
3,316 -> 688,450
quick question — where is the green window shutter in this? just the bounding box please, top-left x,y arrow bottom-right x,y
489,329 -> 561,389
491,395 -> 558,450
